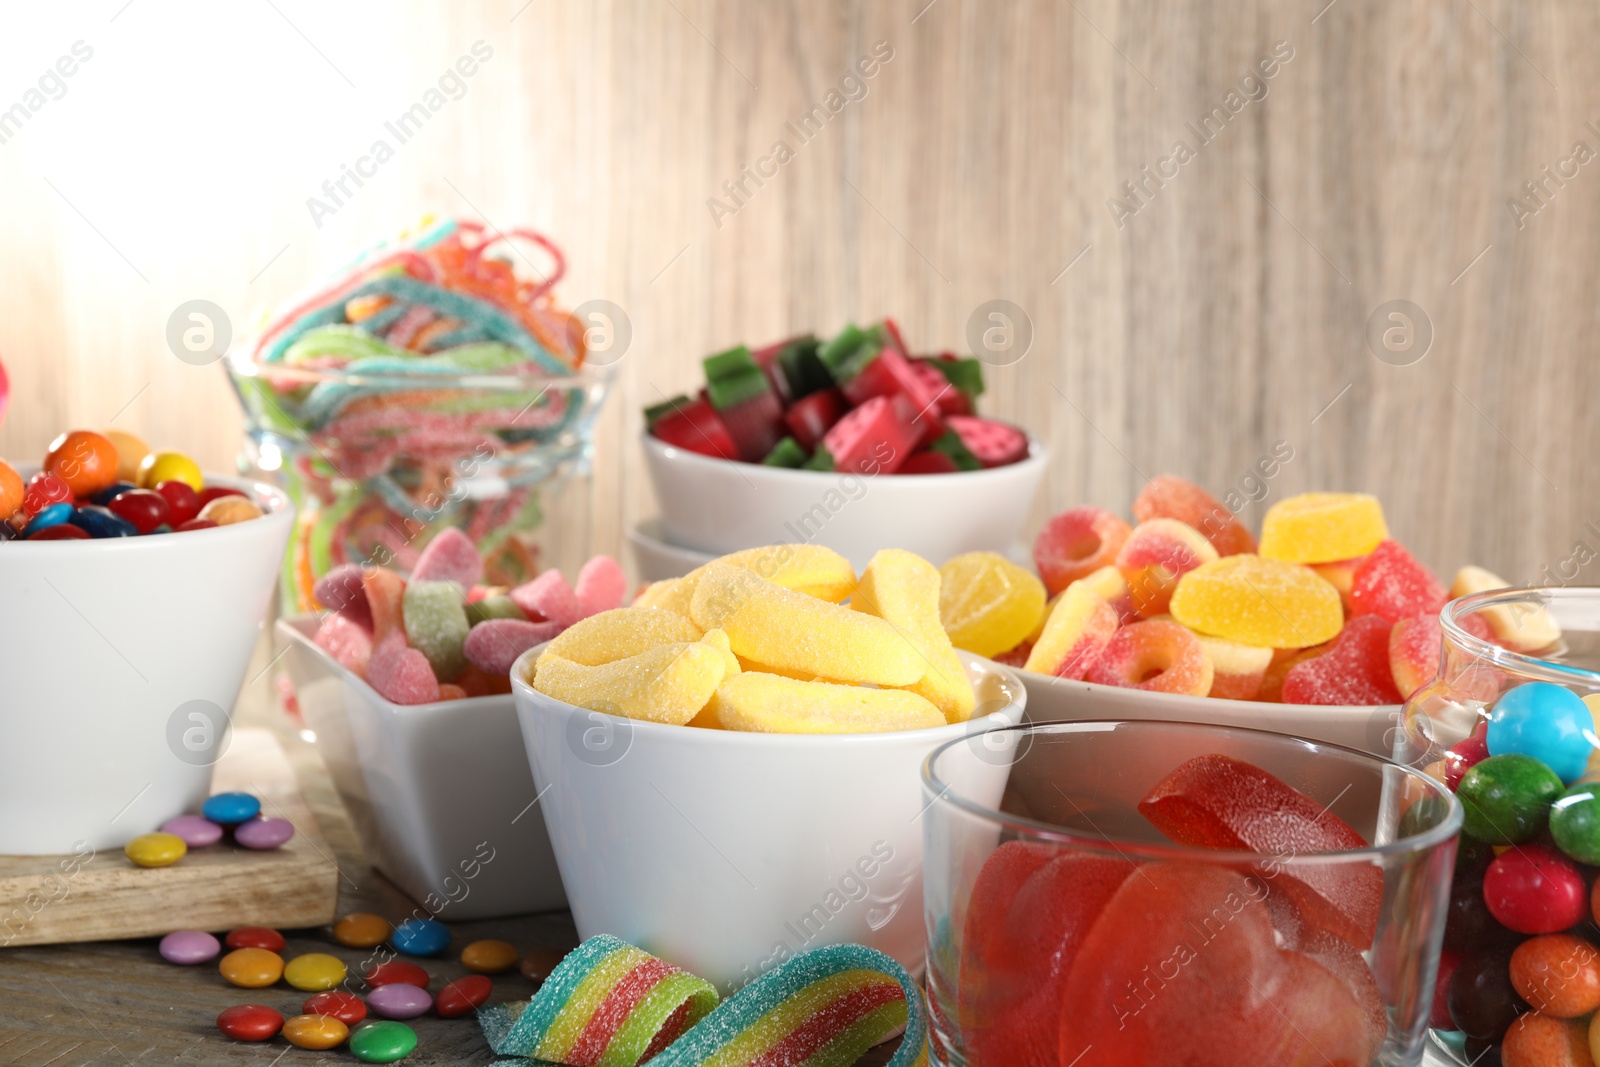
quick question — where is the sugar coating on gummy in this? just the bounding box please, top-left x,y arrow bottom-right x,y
573,555 -> 627,618
1281,615 -> 1401,706
1114,519 -> 1219,618
939,552 -> 1048,659
945,414 -> 1028,468
712,543 -> 858,602
314,613 -> 373,677
1189,630 -> 1274,701
1259,492 -> 1389,564
410,528 -> 484,589
509,568 -> 583,628
463,618 -> 564,676
691,564 -> 925,687
1024,583 -> 1118,680
709,672 -> 945,733
367,633 -> 442,705
533,634 -> 732,725
363,567 -> 407,644
851,549 -> 975,723
1033,506 -> 1132,595
313,563 -> 372,628
1388,615 -> 1442,699
543,607 -> 704,669
1451,564 -> 1563,652
1133,474 -> 1256,557
402,580 -> 470,682
1169,554 -> 1344,649
1086,619 -> 1214,696
1348,540 -> 1446,624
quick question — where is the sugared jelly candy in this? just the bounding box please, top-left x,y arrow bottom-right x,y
709,544 -> 857,603
1389,614 -> 1442,699
1072,563 -> 1137,623
694,564 -> 924,686
1483,844 -> 1587,934
463,618 -> 562,676
1114,519 -> 1219,618
1032,506 -> 1132,595
1139,754 -> 1382,948
0,459 -> 20,518
1503,1013 -> 1591,1067
1259,491 -> 1389,563
363,567 -> 407,644
1169,553 -> 1343,649
410,527 -> 483,589
1086,619 -> 1214,696
1510,935 -> 1600,1016
851,549 -> 974,723
1190,630 -> 1274,700
402,581 -> 470,682
1457,754 -> 1564,843
137,450 -> 203,492
1024,583 -> 1118,680
367,634 -> 442,705
1310,556 -> 1363,612
1489,682 -> 1596,784
1552,782 -> 1600,864
45,430 -> 121,497
543,607 -> 704,667
314,563 -> 373,628
1444,721 -> 1491,790
1452,565 -> 1562,652
1348,540 -> 1446,623
1282,615 -> 1402,706
938,551 -> 1047,659
533,633 -> 732,725
819,393 -> 919,475
509,568 -> 583,628
1133,474 -> 1256,557
945,414 -> 1028,468
314,613 -> 373,676
574,555 -> 628,618
708,672 -> 943,733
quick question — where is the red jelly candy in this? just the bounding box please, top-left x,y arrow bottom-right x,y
820,394 -> 919,475
366,634 -> 442,705
1138,753 -> 1383,949
1483,844 -> 1587,935
898,450 -> 960,475
303,989 -> 367,1025
216,1003 -> 284,1042
436,973 -> 493,1017
650,393 -> 739,460
1133,474 -> 1257,557
1349,540 -> 1447,624
22,471 -> 72,517
155,479 -> 201,525
107,488 -> 170,534
1282,615 -> 1403,707
945,414 -> 1028,468
197,485 -> 246,508
411,527 -> 484,589
782,388 -> 847,450
1033,506 -> 1133,595
509,568 -> 583,628
315,613 -> 374,677
366,959 -> 431,989
225,926 -> 286,952
960,841 -> 1057,976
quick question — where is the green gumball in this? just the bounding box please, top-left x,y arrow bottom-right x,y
1456,754 -> 1563,844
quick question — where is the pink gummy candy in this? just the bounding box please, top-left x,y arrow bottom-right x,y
574,556 -> 627,619
463,618 -> 564,675
1282,615 -> 1402,706
1348,540 -> 1446,624
313,563 -> 372,629
410,528 -> 484,590
366,633 -> 442,705
363,568 -> 408,644
313,613 -> 373,677
509,569 -> 583,628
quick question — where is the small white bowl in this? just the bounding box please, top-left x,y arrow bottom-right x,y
278,617 -> 565,920
0,473 -> 293,854
1018,668 -> 1403,756
512,648 -> 1027,994
640,432 -> 1048,570
627,518 -> 715,583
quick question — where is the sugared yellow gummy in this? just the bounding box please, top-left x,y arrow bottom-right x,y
634,545 -> 858,618
1169,554 -> 1343,648
1450,565 -> 1562,652
938,552 -> 1047,658
1258,492 -> 1389,564
691,564 -> 924,686
709,673 -> 944,734
533,632 -> 732,725
852,549 -> 975,723
543,607 -> 703,666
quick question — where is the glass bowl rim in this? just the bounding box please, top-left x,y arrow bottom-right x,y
1441,586 -> 1600,688
922,718 -> 1462,865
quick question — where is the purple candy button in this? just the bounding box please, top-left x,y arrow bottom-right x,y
159,814 -> 223,848
233,817 -> 295,850
158,929 -> 221,965
367,981 -> 432,1019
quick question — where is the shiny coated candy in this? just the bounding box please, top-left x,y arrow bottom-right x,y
367,981 -> 432,1019
158,814 -> 222,848
390,917 -> 450,957
216,1003 -> 284,1042
284,952 -> 347,991
0,458 -> 22,517
366,959 -> 430,988
519,946 -> 564,983
219,947 -> 285,988
137,450 -> 202,491
106,488 -> 169,534
332,912 -> 392,949
459,938 -> 519,974
1551,782 -> 1600,864
124,832 -> 186,868
1488,682 -> 1597,785
1458,754 -> 1565,844
304,989 -> 368,1025
226,926 -> 286,952
44,430 -> 120,497
348,1020 -> 418,1063
1483,844 -> 1588,935
234,817 -> 295,849
155,479 -> 200,525
1510,935 -> 1600,1017
22,470 -> 72,516
88,479 -> 137,506
70,504 -> 138,538
203,792 -> 261,825
22,501 -> 73,537
197,495 -> 264,526
101,428 -> 149,483
436,973 -> 492,1017
1448,947 -> 1526,1041
26,522 -> 89,540
158,929 -> 221,964
282,1013 -> 349,1050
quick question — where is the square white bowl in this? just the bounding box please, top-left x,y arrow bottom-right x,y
277,617 -> 566,920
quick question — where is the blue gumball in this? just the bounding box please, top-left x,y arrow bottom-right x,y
1486,682 -> 1596,784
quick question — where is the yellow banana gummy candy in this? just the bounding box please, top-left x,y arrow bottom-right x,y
543,607 -> 703,666
852,549 -> 975,723
532,633 -> 731,725
709,673 -> 945,734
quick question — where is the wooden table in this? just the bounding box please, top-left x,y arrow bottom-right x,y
0,639 -> 900,1066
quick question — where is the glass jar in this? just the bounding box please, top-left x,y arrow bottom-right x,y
1400,587 -> 1600,1065
922,719 -> 1460,1067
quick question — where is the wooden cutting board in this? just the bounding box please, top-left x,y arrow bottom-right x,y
0,728 -> 340,947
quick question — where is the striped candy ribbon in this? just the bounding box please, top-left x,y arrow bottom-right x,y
480,935 -> 928,1067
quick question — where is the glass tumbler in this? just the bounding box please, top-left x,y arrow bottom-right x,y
922,719 -> 1460,1067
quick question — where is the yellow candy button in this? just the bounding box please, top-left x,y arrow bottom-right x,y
137,450 -> 203,491
282,1013 -> 349,1050
284,952 -> 347,991
219,946 -> 285,988
124,832 -> 186,868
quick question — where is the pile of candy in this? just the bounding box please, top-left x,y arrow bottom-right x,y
945,475 -> 1557,705
233,218 -> 602,610
1430,681 -> 1600,1064
530,543 -> 977,733
645,320 -> 1029,474
124,791 -> 296,867
1,429 -> 263,541
961,753 -> 1387,1065
309,526 -> 627,705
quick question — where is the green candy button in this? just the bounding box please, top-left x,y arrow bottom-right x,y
1457,753 -> 1563,844
1552,782 -> 1600,864
349,1021 -> 418,1063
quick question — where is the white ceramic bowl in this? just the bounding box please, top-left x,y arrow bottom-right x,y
277,617 -> 565,920
1018,668 -> 1403,757
512,649 -> 1027,994
0,474 -> 292,854
640,432 -> 1048,570
627,518 -> 715,583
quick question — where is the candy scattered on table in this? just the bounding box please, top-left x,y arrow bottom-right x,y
283,952 -> 347,991
158,814 -> 224,847
216,1003 -> 284,1042
203,792 -> 262,825
124,832 -> 186,868
220,947 -> 285,988
645,318 -> 1027,474
367,981 -> 433,1020
348,1019 -> 419,1063
234,817 -> 297,850
158,929 -> 221,965
390,917 -> 450,957
226,926 -> 287,952
304,989 -> 368,1025
459,938 -> 519,974
332,912 -> 393,949
282,1012 -> 350,1050
436,974 -> 493,1017
366,960 -> 430,989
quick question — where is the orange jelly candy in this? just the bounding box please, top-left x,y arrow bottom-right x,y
1133,474 -> 1256,557
1085,619 -> 1213,696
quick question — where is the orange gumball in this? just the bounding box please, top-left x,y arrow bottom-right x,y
0,459 -> 22,518
44,430 -> 120,497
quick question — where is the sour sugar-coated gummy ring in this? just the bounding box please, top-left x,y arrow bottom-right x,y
1085,619 -> 1214,696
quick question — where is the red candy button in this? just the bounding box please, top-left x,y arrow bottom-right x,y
436,974 -> 492,1018
225,926 -> 286,952
216,1003 -> 283,1042
1484,844 -> 1587,935
303,989 -> 367,1025
366,960 -> 430,989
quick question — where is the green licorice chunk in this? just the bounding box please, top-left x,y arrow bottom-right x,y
933,357 -> 986,399
817,323 -> 883,384
762,436 -> 809,468
803,444 -> 837,471
929,429 -> 982,471
776,335 -> 830,398
703,346 -> 771,411
643,394 -> 691,428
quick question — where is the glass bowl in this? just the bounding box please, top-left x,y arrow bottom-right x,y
922,719 -> 1460,1067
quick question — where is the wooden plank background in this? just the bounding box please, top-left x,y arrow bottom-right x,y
1,0 -> 1596,586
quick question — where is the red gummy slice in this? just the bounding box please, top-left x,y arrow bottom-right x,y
782,388 -> 846,450
716,388 -> 784,463
899,450 -> 960,475
367,633 -> 442,705
1060,862 -> 1383,1067
1282,615 -> 1403,707
909,358 -> 970,415
1138,754 -> 1383,949
960,844 -> 1134,1066
945,415 -> 1027,468
1349,540 -> 1447,624
651,394 -> 738,460
820,394 -> 918,474
411,527 -> 483,589
1133,474 -> 1256,557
